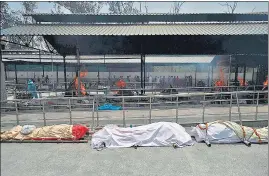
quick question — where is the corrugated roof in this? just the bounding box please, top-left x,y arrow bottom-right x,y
2,22 -> 267,36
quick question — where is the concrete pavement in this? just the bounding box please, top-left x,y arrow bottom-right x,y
1,105 -> 268,128
1,142 -> 268,176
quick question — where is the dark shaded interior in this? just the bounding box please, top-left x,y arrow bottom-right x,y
44,35 -> 268,56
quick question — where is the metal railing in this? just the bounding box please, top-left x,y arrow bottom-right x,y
1,90 -> 268,131
6,84 -> 267,96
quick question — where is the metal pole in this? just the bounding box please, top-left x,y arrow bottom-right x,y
229,93 -> 232,121
211,65 -> 214,87
56,64 -> 59,84
228,55 -> 232,88
251,67 -> 255,84
122,97 -> 126,127
14,63 -> 18,84
149,96 -> 152,124
42,65 -> 44,78
143,55 -> 146,94
255,92 -> 259,120
243,65 -> 246,86
4,63 -> 7,80
68,98 -> 72,125
63,56 -> 67,91
96,97 -> 99,126
202,102 -> 205,123
140,54 -> 143,95
235,92 -> 242,125
202,94 -> 205,123
76,45 -> 81,96
15,101 -> 19,125
42,101 -> 46,126
235,63 -> 239,86
207,64 -> 210,87
194,64 -> 197,87
91,97 -> 95,131
176,96 -> 179,123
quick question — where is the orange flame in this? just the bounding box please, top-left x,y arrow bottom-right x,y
263,76 -> 268,88
116,79 -> 126,88
214,67 -> 226,87
73,71 -> 88,96
238,76 -> 248,86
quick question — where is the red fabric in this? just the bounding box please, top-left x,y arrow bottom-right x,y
72,125 -> 89,140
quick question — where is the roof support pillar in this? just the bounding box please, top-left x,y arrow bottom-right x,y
211,65 -> 214,87
76,45 -> 81,96
227,55 -> 232,88
1,61 -> 7,101
140,54 -> 143,95
56,64 -> 59,84
255,65 -> 259,85
207,64 -> 210,87
63,55 -> 67,91
194,64 -> 197,87
0,44 -> 7,101
140,54 -> 145,95
234,63 -> 239,86
14,63 -> 18,84
251,67 -> 255,84
143,55 -> 146,94
4,63 -> 7,80
243,65 -> 246,86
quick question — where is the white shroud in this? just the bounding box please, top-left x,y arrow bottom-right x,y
191,121 -> 268,144
91,122 -> 193,149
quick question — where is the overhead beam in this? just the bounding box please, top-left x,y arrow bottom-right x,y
23,13 -> 268,23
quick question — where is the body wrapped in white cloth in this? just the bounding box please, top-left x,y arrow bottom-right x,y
191,121 -> 268,144
91,122 -> 194,149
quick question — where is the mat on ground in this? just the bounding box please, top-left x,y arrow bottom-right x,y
91,122 -> 194,149
98,103 -> 122,110
191,121 -> 268,144
1,124 -> 89,141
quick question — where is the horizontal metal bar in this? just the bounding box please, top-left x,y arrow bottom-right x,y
1,91 -> 267,104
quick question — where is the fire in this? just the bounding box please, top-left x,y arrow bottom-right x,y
214,67 -> 225,87
238,76 -> 248,86
263,76 -> 268,88
116,79 -> 126,88
74,70 -> 88,96
80,71 -> 87,78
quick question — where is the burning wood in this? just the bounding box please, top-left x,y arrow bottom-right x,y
263,76 -> 268,88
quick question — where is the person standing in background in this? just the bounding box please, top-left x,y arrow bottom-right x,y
149,75 -> 152,84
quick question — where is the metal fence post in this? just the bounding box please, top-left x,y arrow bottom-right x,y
229,93 -> 233,121
122,97 -> 126,127
91,97 -> 95,131
96,97 -> 99,127
68,98 -> 72,125
42,101 -> 46,126
149,96 -> 152,124
176,96 -> 179,123
255,92 -> 259,121
235,92 -> 242,125
202,101 -> 205,123
15,101 -> 19,125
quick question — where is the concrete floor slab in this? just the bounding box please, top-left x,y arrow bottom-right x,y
1,143 -> 268,176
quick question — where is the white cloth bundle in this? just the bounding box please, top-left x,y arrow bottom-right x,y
92,122 -> 194,149
191,121 -> 268,144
